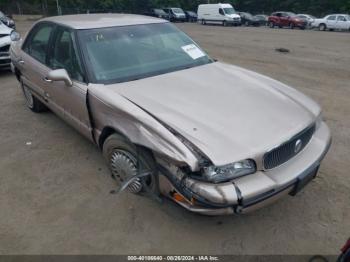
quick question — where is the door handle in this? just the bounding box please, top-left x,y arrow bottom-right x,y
42,77 -> 53,83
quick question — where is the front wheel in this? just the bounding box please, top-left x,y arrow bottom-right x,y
103,133 -> 158,195
319,24 -> 326,31
20,78 -> 47,113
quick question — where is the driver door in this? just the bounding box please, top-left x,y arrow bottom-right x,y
45,26 -> 93,141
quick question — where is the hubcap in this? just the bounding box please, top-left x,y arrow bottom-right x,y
110,150 -> 143,194
22,82 -> 34,108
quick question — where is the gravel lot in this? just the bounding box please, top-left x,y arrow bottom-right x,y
0,21 -> 349,255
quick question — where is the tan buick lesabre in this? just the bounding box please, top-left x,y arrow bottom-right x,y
10,14 -> 331,215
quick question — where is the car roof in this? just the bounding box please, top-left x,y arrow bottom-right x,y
40,14 -> 166,30
327,14 -> 348,16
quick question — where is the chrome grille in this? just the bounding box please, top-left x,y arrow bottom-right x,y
0,45 -> 10,52
263,124 -> 316,169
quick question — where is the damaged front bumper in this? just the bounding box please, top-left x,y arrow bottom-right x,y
159,121 -> 331,215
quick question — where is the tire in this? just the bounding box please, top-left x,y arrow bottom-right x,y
103,133 -> 158,195
20,78 -> 47,113
201,19 -> 206,25
319,24 -> 326,31
269,21 -> 275,28
222,20 -> 227,26
245,21 -> 249,26
289,23 -> 295,29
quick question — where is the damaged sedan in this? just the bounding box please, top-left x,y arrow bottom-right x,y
10,14 -> 331,215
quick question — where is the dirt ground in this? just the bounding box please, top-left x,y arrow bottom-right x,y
0,21 -> 349,255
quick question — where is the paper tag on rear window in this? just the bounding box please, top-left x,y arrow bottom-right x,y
181,44 -> 205,60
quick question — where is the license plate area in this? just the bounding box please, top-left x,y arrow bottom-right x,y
290,165 -> 319,196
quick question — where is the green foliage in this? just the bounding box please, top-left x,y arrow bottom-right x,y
0,0 -> 349,16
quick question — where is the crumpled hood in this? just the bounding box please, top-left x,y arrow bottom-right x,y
108,62 -> 319,166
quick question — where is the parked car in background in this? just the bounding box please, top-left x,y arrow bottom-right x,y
297,14 -> 316,28
197,3 -> 241,26
163,7 -> 186,22
185,11 -> 197,22
254,14 -> 268,26
10,14 -> 331,216
312,14 -> 350,31
268,12 -> 307,29
238,12 -> 261,26
0,20 -> 12,69
143,8 -> 169,20
0,11 -> 15,29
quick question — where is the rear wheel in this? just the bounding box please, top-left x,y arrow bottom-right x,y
319,23 -> 326,31
20,78 -> 47,113
103,133 -> 158,195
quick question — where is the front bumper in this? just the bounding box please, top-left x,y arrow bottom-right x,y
165,121 -> 331,215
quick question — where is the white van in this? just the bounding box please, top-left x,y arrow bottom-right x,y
197,3 -> 241,26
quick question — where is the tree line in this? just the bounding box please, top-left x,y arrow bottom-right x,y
1,0 -> 349,17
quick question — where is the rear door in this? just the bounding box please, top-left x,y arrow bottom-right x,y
45,25 -> 93,140
19,22 -> 55,102
280,12 -> 290,26
336,15 -> 348,30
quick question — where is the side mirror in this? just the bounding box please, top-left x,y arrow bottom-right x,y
47,69 -> 73,87
10,31 -> 21,41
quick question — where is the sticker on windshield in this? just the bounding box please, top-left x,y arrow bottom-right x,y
181,44 -> 205,60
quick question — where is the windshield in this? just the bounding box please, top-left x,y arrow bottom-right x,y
244,13 -> 253,19
172,8 -> 184,14
154,9 -> 166,15
286,12 -> 296,17
223,8 -> 236,15
78,23 -> 212,84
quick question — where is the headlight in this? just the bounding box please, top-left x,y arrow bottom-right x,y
202,159 -> 256,183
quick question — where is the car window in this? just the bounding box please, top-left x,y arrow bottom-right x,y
49,27 -> 84,82
23,24 -> 54,65
219,8 -> 224,15
327,15 -> 336,21
337,16 -> 346,21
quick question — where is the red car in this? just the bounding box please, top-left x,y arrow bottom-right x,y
268,12 -> 307,29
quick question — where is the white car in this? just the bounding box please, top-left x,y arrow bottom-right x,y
312,14 -> 350,31
197,3 -> 241,26
0,20 -> 12,69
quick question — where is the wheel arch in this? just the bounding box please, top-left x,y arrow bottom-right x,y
98,126 -> 129,150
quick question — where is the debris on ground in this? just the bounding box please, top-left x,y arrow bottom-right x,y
275,48 -> 290,53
